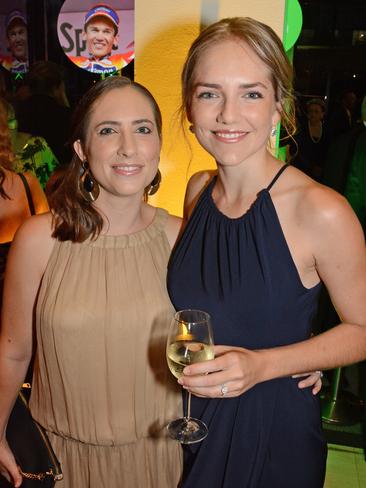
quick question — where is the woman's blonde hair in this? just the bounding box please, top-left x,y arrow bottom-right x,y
181,17 -> 296,139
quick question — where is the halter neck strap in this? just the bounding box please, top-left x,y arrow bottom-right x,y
266,164 -> 289,192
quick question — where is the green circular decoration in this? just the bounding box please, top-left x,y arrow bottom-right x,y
283,0 -> 303,51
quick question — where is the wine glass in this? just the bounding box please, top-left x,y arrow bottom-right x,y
166,309 -> 214,444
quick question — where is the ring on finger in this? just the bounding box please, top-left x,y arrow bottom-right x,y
220,383 -> 228,397
315,370 -> 324,378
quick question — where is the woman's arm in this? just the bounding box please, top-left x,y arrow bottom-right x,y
260,189 -> 366,375
179,188 -> 366,398
0,213 -> 53,486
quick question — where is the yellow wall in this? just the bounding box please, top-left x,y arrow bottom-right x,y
135,0 -> 286,216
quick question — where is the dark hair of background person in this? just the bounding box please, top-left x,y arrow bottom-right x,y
48,76 -> 162,244
16,61 -> 72,165
306,98 -> 326,112
26,60 -> 64,95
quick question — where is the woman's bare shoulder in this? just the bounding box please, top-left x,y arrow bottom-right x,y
3,214 -> 56,315
166,213 -> 183,249
184,170 -> 216,220
187,170 -> 216,196
23,172 -> 49,214
23,171 -> 40,185
16,210 -> 53,233
285,167 -> 361,234
12,212 -> 55,255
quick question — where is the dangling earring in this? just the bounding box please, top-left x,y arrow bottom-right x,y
189,125 -> 195,133
271,126 -> 277,137
146,169 -> 161,196
79,161 -> 100,202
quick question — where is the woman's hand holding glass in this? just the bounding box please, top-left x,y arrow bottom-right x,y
179,345 -> 323,398
166,309 -> 214,444
178,345 -> 262,398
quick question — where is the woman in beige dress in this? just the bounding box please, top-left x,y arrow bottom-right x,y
0,77 -> 182,487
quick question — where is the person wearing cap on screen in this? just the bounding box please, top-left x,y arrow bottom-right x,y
0,10 -> 29,74
70,4 -> 134,74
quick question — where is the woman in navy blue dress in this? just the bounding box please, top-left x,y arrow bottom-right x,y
167,18 -> 366,487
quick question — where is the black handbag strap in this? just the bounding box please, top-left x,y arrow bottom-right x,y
4,387 -> 63,485
18,173 -> 36,216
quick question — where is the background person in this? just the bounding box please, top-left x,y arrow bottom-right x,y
338,94 -> 366,230
327,89 -> 358,140
16,61 -> 72,165
0,76 -> 182,488
0,97 -> 48,306
289,98 -> 329,181
167,17 -> 366,487
1,98 -> 58,188
343,94 -> 366,451
345,147 -> 366,229
0,10 -> 28,74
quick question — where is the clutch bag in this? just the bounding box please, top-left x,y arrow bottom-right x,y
0,385 -> 63,487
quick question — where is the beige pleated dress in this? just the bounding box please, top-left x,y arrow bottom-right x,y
29,208 -> 183,487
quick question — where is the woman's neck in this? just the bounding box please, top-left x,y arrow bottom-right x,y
308,120 -> 322,142
308,120 -> 322,129
94,194 -> 153,236
215,151 -> 280,199
213,152 -> 282,216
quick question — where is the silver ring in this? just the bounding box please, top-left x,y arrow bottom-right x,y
316,371 -> 324,378
220,384 -> 228,397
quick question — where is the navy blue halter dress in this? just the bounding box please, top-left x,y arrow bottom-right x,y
167,165 -> 327,487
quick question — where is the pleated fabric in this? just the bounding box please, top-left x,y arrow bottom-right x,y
30,208 -> 182,487
167,167 -> 327,488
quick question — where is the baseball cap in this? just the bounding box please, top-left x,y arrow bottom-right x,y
85,4 -> 119,29
6,10 -> 27,30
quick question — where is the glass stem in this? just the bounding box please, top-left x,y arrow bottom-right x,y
186,391 -> 192,420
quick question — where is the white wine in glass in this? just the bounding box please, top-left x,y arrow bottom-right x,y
166,309 -> 214,444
